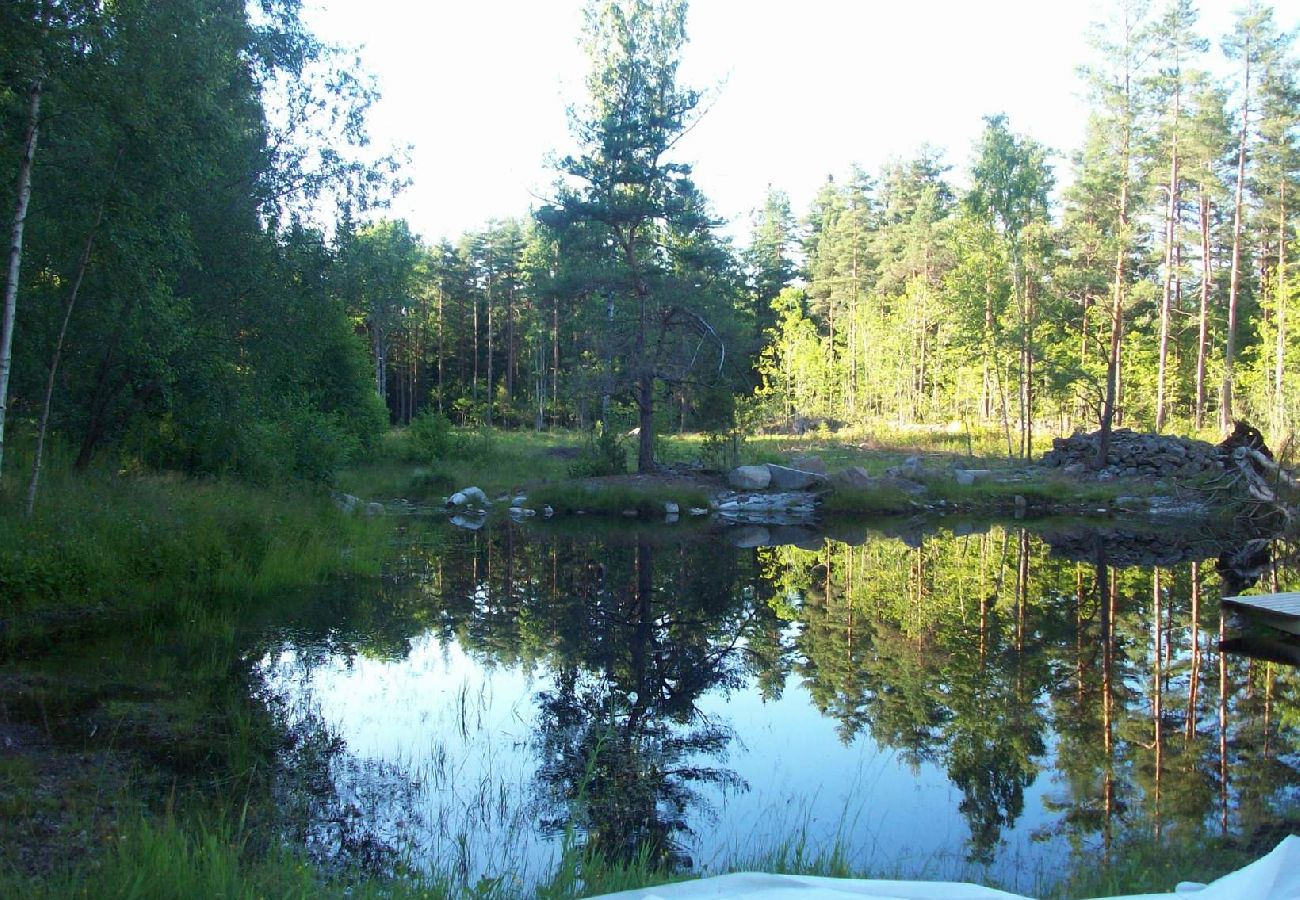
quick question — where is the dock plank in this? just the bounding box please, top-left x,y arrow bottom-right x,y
1223,592 -> 1300,617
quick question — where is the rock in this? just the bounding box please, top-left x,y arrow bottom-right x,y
953,469 -> 991,486
790,455 -> 827,475
689,507 -> 708,516
450,513 -> 486,530
664,512 -> 679,524
448,486 -> 491,508
887,455 -> 924,478
333,492 -> 361,514
1114,496 -> 1144,510
511,495 -> 527,508
766,464 -> 825,491
542,505 -> 555,517
728,465 -> 771,490
365,502 -> 385,516
664,501 -> 680,515
1063,462 -> 1087,476
829,466 -> 874,490
882,476 -> 927,496
1013,494 -> 1027,509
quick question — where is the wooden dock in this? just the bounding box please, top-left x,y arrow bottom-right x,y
1222,593 -> 1300,637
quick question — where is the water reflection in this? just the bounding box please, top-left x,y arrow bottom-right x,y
254,518 -> 1300,891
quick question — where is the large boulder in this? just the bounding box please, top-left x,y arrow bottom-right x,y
448,486 -> 491,508
790,455 -> 827,475
766,464 -> 826,491
728,465 -> 771,490
828,466 -> 874,490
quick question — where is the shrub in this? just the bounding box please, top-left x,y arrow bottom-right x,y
405,411 -> 454,462
568,428 -> 628,478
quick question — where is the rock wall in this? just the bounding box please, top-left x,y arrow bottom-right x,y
1041,428 -> 1223,480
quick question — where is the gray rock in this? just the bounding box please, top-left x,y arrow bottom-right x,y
883,476 -> 927,496
728,465 -> 771,490
689,507 -> 709,516
790,455 -> 827,475
664,512 -> 679,524
953,469 -> 991,486
447,491 -> 467,507
333,492 -> 361,514
542,505 -> 555,517
511,495 -> 527,508
365,502 -> 385,516
766,464 -> 825,491
461,486 -> 490,506
829,466 -> 874,490
664,501 -> 680,515
887,455 -> 924,478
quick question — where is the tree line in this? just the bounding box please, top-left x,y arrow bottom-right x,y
3,0 -> 1297,492
319,0 -> 1300,468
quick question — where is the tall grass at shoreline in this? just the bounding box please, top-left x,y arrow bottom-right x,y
1,462 -> 390,650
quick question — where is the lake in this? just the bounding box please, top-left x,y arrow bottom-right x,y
253,516 -> 1300,894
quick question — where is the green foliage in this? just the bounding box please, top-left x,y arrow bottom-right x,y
406,411 -> 455,462
568,428 -> 629,478
0,465 -> 389,650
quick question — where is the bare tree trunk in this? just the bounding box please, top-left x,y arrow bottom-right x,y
1273,182 -> 1287,436
0,80 -> 43,481
26,197 -> 106,515
1196,190 -> 1213,430
1157,96 -> 1181,432
1222,51 -> 1251,431
486,268 -> 494,428
1098,68 -> 1133,468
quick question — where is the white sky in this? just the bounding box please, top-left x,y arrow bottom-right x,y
302,0 -> 1299,245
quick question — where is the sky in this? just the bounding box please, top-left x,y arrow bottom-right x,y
301,0 -> 1300,245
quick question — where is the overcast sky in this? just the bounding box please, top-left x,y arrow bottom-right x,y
302,0 -> 1299,244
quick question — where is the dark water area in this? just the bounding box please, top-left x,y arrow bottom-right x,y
252,517 -> 1300,893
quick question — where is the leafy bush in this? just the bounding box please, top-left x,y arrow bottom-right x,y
287,410 -> 358,484
568,428 -> 628,478
405,411 -> 454,462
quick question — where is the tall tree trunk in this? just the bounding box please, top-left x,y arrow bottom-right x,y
1157,94 -> 1181,433
486,268 -> 494,427
0,80 -> 43,480
1098,69 -> 1133,468
436,286 -> 445,413
26,196 -> 107,515
1196,189 -> 1213,430
1222,50 -> 1251,431
1272,182 -> 1287,436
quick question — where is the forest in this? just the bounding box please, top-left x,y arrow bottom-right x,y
2,0 -> 1298,492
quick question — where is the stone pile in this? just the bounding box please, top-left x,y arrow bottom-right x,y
1040,428 -> 1223,480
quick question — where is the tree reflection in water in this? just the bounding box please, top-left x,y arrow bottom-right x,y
260,518 -> 1300,884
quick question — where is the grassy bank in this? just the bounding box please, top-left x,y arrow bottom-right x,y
0,455 -> 397,891
2,465 -> 390,650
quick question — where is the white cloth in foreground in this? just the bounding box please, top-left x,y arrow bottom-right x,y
584,835 -> 1300,900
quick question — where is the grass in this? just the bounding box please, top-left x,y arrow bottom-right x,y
1,464 -> 390,651
530,482 -> 713,518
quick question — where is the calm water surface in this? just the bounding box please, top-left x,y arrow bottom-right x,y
254,517 -> 1300,893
